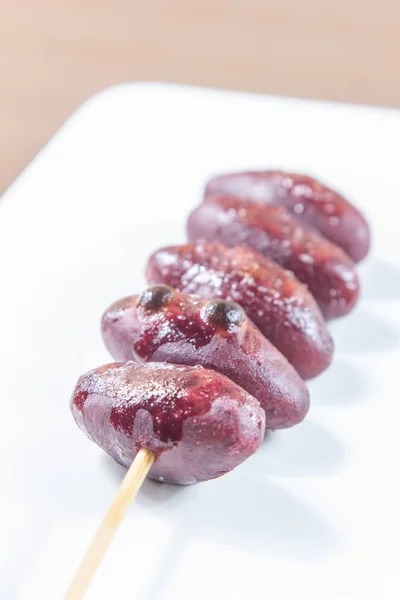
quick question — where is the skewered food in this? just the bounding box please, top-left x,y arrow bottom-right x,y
146,243 -> 333,379
187,195 -> 360,319
101,286 -> 310,429
205,170 -> 370,262
71,361 -> 265,485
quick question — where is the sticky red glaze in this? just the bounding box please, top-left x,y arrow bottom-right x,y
205,171 -> 370,262
71,362 -> 265,485
187,196 -> 360,319
101,291 -> 212,363
146,243 -> 333,379
101,288 -> 310,429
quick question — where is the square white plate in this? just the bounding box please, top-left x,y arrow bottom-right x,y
1,83 -> 400,600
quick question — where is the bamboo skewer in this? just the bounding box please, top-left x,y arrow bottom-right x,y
64,448 -> 155,600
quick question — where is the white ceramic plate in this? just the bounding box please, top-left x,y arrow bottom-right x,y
1,84 -> 400,600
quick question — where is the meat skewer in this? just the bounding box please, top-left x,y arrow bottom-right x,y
64,169 -> 368,599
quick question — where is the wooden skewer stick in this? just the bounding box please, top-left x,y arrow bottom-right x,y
64,448 -> 155,600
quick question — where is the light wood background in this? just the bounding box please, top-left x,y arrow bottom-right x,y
1,0 -> 400,193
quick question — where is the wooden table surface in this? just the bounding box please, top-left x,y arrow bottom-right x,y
1,0 -> 399,193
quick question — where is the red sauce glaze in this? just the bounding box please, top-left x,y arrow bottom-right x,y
187,195 -> 360,319
70,362 -> 265,484
146,243 -> 333,379
205,171 -> 370,262
101,288 -> 310,429
73,389 -> 89,413
135,297 -> 214,358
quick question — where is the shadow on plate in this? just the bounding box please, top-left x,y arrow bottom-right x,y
330,309 -> 399,354
137,471 -> 340,600
102,449 -> 340,560
360,257 -> 400,301
102,453 -> 185,508
102,449 -> 340,561
309,358 -> 370,407
249,420 -> 345,477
